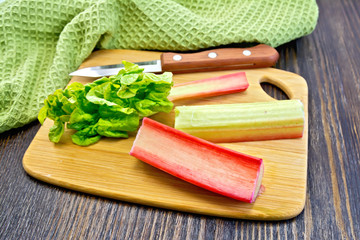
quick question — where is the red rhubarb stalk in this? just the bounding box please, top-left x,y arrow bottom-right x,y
168,72 -> 248,101
130,117 -> 264,203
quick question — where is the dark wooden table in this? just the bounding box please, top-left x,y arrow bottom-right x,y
1,1 -> 359,239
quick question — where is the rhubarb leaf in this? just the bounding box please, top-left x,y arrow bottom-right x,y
117,61 -> 144,75
71,125 -> 101,146
133,99 -> 157,116
98,105 -> 139,132
48,118 -> 65,143
38,105 -> 48,124
117,85 -> 138,99
121,74 -> 140,85
86,82 -> 117,106
67,108 -> 98,131
39,61 -> 173,146
143,72 -> 173,84
96,118 -> 130,138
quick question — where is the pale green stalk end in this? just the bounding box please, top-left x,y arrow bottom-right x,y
174,100 -> 305,142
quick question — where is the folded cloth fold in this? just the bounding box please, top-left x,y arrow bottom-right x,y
0,0 -> 318,133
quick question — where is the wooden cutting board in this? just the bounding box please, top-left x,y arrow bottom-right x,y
23,49 -> 308,220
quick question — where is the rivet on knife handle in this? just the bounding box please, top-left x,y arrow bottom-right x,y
160,44 -> 279,73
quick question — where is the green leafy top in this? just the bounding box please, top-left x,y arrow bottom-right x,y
39,61 -> 173,146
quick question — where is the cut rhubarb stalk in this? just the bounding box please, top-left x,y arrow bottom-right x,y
130,117 -> 264,203
168,72 -> 248,101
174,99 -> 304,142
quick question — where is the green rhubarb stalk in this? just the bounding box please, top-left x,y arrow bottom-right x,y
174,100 -> 305,142
168,72 -> 248,101
130,117 -> 264,203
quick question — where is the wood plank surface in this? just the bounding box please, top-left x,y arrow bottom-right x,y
22,49 -> 308,220
1,0 -> 360,239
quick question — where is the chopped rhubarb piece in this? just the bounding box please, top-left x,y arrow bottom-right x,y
168,72 -> 248,101
174,99 -> 304,142
130,117 -> 264,203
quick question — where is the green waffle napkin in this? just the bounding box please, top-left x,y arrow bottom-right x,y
0,0 -> 318,133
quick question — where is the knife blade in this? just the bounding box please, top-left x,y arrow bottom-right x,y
69,44 -> 279,77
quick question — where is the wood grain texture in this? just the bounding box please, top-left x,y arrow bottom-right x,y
22,50 -> 308,221
160,44 -> 279,73
1,0 -> 360,239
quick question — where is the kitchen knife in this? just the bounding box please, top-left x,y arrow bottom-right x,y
69,44 -> 279,77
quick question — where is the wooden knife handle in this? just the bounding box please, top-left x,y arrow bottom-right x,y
160,44 -> 279,73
